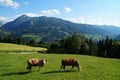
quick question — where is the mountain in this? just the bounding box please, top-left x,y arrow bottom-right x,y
96,25 -> 120,35
115,34 -> 120,40
0,20 -> 5,27
2,15 -> 112,42
0,28 -> 9,36
2,14 -> 32,33
0,21 -> 2,27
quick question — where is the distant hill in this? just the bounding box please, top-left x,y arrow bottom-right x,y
2,15 -> 114,42
0,21 -> 2,26
96,25 -> 120,36
115,34 -> 120,40
0,28 -> 9,36
2,14 -> 32,33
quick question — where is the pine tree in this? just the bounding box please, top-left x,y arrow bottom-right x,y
48,42 -> 60,53
97,40 -> 106,57
71,32 -> 81,54
105,37 -> 113,57
64,32 -> 80,54
80,42 -> 89,54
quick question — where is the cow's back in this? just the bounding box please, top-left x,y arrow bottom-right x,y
27,59 -> 40,66
62,58 -> 77,65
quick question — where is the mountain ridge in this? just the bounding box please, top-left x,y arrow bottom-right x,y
1,15 -> 120,42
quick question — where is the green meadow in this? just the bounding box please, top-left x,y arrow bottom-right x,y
0,43 -> 46,53
0,43 -> 120,80
0,53 -> 120,80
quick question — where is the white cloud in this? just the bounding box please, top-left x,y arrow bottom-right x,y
0,0 -> 20,9
40,9 -> 60,16
23,2 -> 29,5
64,7 -> 72,13
0,16 -> 9,25
24,9 -> 60,17
113,22 -> 120,26
8,10 -> 60,21
66,16 -> 120,27
1,14 -> 120,27
66,16 -> 103,25
0,9 -> 60,24
23,13 -> 41,17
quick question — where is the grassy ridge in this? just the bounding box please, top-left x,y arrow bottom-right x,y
0,53 -> 120,80
0,43 -> 47,52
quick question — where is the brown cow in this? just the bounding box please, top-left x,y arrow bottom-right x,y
27,58 -> 46,72
60,58 -> 81,71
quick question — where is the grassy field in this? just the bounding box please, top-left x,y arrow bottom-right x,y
0,53 -> 120,80
0,43 -> 47,53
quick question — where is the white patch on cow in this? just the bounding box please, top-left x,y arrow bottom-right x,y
43,59 -> 46,64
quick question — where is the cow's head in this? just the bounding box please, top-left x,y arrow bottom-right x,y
78,65 -> 81,71
43,59 -> 47,64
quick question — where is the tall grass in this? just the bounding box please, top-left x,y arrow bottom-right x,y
0,43 -> 46,53
0,53 -> 120,80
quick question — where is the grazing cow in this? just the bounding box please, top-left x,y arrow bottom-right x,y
27,58 -> 46,71
60,58 -> 81,71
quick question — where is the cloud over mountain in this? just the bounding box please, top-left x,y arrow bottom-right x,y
40,9 -> 60,16
0,0 -> 20,9
0,16 -> 9,26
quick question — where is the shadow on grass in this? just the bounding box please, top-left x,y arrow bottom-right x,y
1,70 -> 79,76
41,70 -> 79,74
1,71 -> 30,76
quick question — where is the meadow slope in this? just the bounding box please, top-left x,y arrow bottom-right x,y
0,53 -> 120,80
0,43 -> 46,53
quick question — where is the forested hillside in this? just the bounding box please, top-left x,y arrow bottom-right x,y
115,34 -> 120,40
0,28 -> 9,36
48,32 -> 120,58
2,15 -> 111,43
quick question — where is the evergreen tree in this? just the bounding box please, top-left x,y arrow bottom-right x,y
87,39 -> 97,55
112,41 -> 120,58
97,40 -> 106,57
64,36 -> 72,53
80,42 -> 89,54
48,42 -> 60,53
15,38 -> 25,44
59,39 -> 66,53
6,35 -> 13,43
28,39 -> 36,44
105,37 -> 113,57
71,32 -> 81,54
64,32 -> 80,54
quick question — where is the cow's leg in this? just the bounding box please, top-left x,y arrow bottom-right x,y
60,65 -> 63,71
28,66 -> 32,72
30,66 -> 32,72
38,66 -> 40,71
27,66 -> 29,70
77,66 -> 80,71
71,66 -> 74,70
60,65 -> 66,71
63,65 -> 66,71
27,65 -> 32,72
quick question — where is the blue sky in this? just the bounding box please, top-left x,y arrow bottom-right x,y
0,0 -> 120,26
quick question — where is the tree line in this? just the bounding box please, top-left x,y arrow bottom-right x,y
0,35 -> 48,48
48,32 -> 120,58
0,33 -> 120,58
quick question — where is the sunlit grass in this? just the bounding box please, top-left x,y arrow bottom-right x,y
0,43 -> 47,52
0,53 -> 120,80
